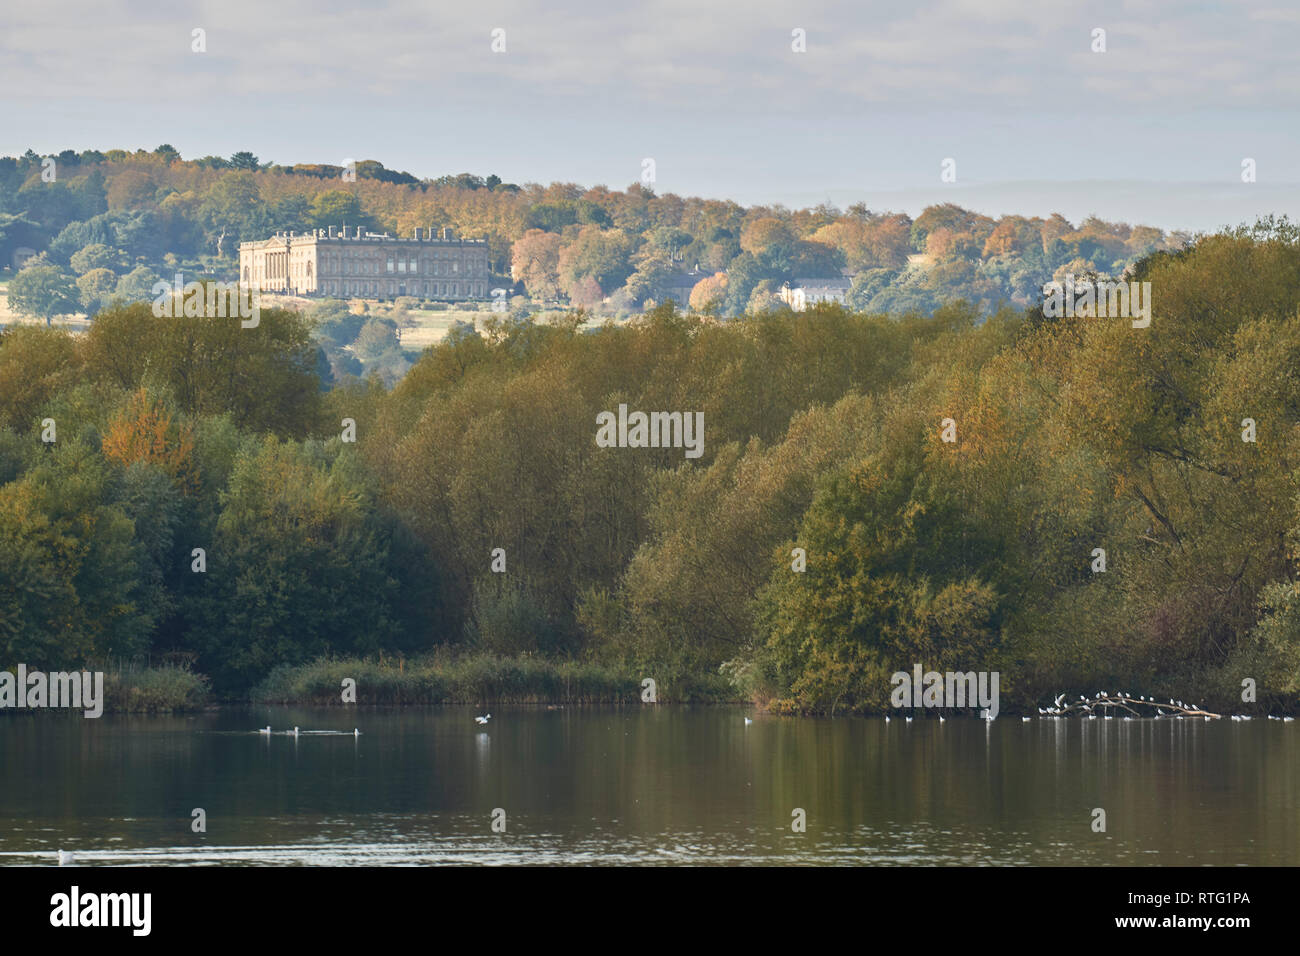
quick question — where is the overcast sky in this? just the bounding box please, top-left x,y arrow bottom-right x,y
3,0 -> 1297,231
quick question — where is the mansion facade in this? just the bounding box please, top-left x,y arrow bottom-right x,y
238,226 -> 490,300
778,278 -> 853,311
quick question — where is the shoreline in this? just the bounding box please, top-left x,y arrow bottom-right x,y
3,657 -> 1294,717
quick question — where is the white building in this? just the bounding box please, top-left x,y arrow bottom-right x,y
238,226 -> 489,300
778,278 -> 853,311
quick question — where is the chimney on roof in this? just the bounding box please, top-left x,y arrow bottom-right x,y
413,227 -> 420,240
356,226 -> 363,239
328,225 -> 335,238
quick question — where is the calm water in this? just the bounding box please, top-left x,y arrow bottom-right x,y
1,707 -> 1296,865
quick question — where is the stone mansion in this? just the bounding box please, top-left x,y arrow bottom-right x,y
238,226 -> 490,300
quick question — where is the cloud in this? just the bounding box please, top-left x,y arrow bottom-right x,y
1,0 -> 1297,224
3,0 -> 1296,110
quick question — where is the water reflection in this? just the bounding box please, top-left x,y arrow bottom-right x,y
0,709 -> 1295,865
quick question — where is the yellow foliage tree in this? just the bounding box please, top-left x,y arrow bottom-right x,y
101,388 -> 199,492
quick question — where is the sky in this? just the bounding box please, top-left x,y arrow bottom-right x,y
2,0 -> 1298,231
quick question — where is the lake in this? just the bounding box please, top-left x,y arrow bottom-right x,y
1,707 -> 1296,865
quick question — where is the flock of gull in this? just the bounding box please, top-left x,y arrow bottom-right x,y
245,700 -> 1294,738
870,691 -> 1296,722
249,701 -> 1293,738
1035,691 -> 1293,722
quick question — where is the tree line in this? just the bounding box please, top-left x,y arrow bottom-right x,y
1,220 -> 1297,711
2,146 -> 1191,325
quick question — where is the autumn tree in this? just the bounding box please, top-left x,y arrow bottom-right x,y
510,229 -> 564,300
688,272 -> 727,312
102,388 -> 199,492
556,226 -> 635,298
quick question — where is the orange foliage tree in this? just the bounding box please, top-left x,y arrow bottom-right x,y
101,388 -> 199,492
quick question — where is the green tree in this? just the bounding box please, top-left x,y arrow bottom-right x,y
0,443 -> 155,664
82,301 -> 323,438
199,172 -> 268,251
114,265 -> 163,303
186,439 -> 407,690
76,267 -> 118,314
309,190 -> 368,231
0,326 -> 81,429
69,242 -> 122,275
7,263 -> 80,324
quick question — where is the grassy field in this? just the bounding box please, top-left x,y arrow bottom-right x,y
0,281 -> 93,331
400,307 -> 487,349
243,294 -> 489,350
0,286 -> 479,343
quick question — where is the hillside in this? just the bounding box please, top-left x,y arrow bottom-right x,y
1,146 -> 1192,329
